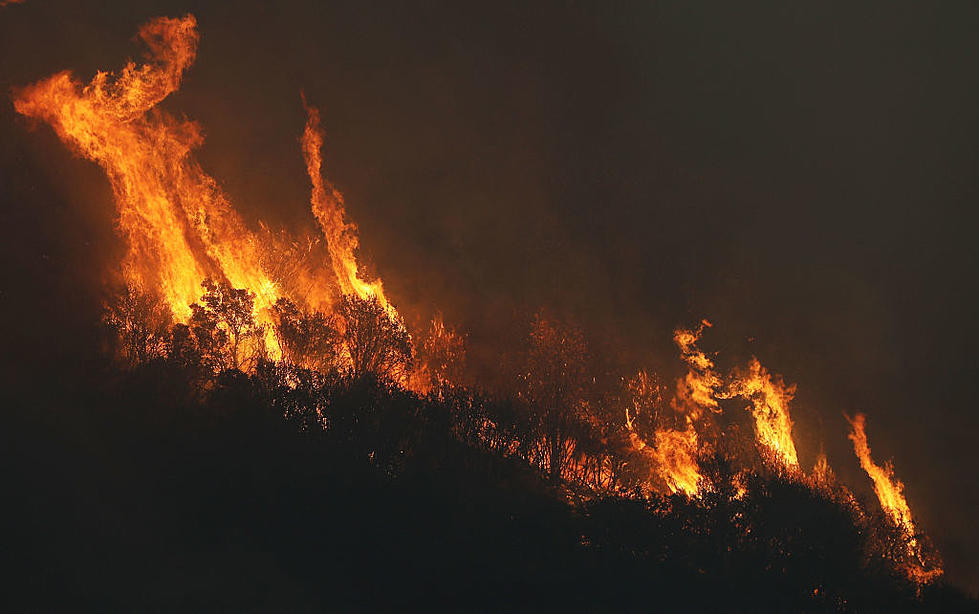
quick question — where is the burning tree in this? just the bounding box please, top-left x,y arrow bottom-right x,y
338,294 -> 412,381
189,279 -> 266,373
272,297 -> 340,372
412,312 -> 467,395
103,283 -> 172,368
846,413 -> 944,582
520,312 -> 591,483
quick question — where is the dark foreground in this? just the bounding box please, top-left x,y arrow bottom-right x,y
1,352 -> 976,614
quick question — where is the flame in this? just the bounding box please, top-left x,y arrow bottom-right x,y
671,323 -> 802,471
408,312 -> 466,394
846,413 -> 942,582
301,94 -> 388,309
725,359 -> 800,470
12,14 -> 950,582
624,413 -> 702,497
652,427 -> 702,496
812,451 -> 831,484
13,16 -> 279,332
13,15 -> 405,363
846,413 -> 914,533
621,323 -> 728,497
625,339 -> 707,497
672,320 -> 721,419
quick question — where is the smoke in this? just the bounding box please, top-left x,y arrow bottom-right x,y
3,0 -> 978,592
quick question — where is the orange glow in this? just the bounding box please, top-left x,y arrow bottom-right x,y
14,16 -> 279,338
652,427 -> 702,496
14,15 -> 404,363
301,94 -> 390,310
725,358 -> 800,470
408,312 -> 466,394
625,402 -> 702,498
812,451 -> 831,484
846,413 -> 913,533
672,321 -> 721,419
623,326 -> 713,497
846,413 -> 942,582
670,322 -> 801,473
12,14 -> 950,586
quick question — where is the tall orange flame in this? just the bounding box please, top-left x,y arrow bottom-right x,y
624,324 -> 714,497
13,16 -> 280,330
812,450 -> 832,484
625,405 -> 702,497
846,413 -> 942,582
846,413 -> 914,532
652,427 -> 702,496
14,15 -> 403,361
669,321 -> 802,475
672,321 -> 721,420
725,359 -> 800,469
301,94 -> 389,309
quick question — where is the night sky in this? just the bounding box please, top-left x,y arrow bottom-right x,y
2,0 -> 977,592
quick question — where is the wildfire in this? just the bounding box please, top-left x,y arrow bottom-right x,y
301,94 -> 389,310
624,326 -> 714,497
626,321 -> 806,496
14,15 -> 403,359
672,320 -> 721,418
14,16 -> 277,323
12,12 -> 948,589
625,401 -> 702,497
724,359 -> 800,470
846,414 -> 913,532
812,450 -> 831,484
675,322 -> 802,472
846,413 -> 942,582
629,332 -> 940,583
651,427 -> 702,496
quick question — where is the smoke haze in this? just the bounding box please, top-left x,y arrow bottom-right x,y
2,0 -> 978,592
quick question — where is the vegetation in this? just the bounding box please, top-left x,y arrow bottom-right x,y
2,281 -> 975,612
337,294 -> 413,380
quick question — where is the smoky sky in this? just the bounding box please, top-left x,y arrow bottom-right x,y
2,0 -> 978,592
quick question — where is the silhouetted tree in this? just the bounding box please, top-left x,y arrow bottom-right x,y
337,294 -> 412,381
519,311 -> 591,482
413,312 -> 466,395
189,278 -> 265,372
24,288 -> 979,612
166,323 -> 199,369
102,283 -> 172,367
272,297 -> 340,372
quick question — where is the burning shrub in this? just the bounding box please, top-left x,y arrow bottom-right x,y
517,312 -> 591,482
189,278 -> 266,373
102,282 -> 173,368
272,297 -> 341,372
337,294 -> 413,381
411,312 -> 467,396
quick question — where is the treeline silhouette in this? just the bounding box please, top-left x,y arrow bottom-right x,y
1,280 -> 976,612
